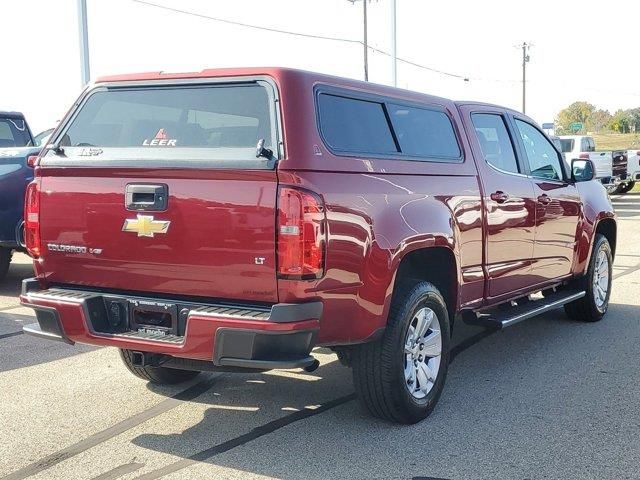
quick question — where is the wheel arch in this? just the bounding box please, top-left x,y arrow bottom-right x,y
391,245 -> 459,331
595,217 -> 616,260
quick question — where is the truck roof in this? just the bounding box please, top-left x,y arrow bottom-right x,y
95,67 -> 470,110
0,111 -> 26,120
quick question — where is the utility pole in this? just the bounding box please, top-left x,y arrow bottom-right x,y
78,0 -> 90,87
363,0 -> 368,81
348,0 -> 369,82
391,0 -> 397,87
521,42 -> 530,114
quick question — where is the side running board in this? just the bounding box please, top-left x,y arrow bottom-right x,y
463,290 -> 586,329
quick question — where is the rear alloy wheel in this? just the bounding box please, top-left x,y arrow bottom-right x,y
0,248 -> 12,282
352,281 -> 450,424
403,307 -> 443,400
565,234 -> 612,322
119,349 -> 200,385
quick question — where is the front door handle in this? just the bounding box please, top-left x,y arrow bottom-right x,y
537,194 -> 552,205
490,191 -> 509,203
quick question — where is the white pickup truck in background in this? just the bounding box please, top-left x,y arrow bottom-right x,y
622,149 -> 640,193
558,135 -> 627,194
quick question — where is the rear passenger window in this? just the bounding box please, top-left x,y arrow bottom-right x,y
318,94 -> 398,154
387,104 -> 460,159
471,114 -> 519,174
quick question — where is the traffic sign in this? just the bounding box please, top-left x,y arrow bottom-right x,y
542,122 -> 554,130
570,122 -> 583,132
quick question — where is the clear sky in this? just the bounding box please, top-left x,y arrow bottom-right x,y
3,0 -> 639,134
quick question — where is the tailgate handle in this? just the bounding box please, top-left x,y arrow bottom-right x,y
125,184 -> 168,211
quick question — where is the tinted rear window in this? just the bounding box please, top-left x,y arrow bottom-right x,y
57,84 -> 274,160
317,94 -> 398,154
559,139 -> 574,153
387,104 -> 460,158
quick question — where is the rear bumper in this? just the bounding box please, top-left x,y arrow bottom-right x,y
20,278 -> 321,370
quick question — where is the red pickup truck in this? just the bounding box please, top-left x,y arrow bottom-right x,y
21,68 -> 615,424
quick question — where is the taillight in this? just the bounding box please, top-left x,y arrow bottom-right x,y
277,187 -> 326,279
24,181 -> 41,257
27,155 -> 39,168
579,153 -> 589,159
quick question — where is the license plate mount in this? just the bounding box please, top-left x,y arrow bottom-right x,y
128,299 -> 179,336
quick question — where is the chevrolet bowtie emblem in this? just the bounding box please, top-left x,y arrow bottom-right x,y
122,214 -> 170,238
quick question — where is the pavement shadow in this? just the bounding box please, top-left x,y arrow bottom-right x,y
128,300 -> 640,480
0,312 -> 96,372
132,358 -> 354,460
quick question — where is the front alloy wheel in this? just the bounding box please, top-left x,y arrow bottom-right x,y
565,233 -> 612,322
592,249 -> 610,312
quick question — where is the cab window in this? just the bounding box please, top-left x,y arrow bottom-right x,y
515,120 -> 564,181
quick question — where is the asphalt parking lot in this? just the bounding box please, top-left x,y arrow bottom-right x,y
1,193 -> 639,480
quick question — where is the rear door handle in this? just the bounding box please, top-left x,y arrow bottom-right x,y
490,191 -> 509,203
537,194 -> 552,205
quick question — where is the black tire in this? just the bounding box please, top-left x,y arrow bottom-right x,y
0,248 -> 12,282
564,234 -> 612,322
611,184 -> 624,195
351,281 -> 450,424
619,181 -> 635,194
119,349 -> 200,384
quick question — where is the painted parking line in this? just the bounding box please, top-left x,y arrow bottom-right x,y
0,331 -> 23,340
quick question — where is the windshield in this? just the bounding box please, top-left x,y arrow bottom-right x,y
57,83 -> 275,161
0,118 -> 32,147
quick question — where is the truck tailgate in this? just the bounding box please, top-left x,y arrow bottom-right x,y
589,152 -> 613,179
38,168 -> 278,303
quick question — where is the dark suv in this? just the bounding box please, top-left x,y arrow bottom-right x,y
0,111 -> 38,280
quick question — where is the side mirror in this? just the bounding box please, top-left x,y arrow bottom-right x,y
571,158 -> 595,182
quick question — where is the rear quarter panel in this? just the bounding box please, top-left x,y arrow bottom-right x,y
274,71 -> 483,344
277,171 -> 483,345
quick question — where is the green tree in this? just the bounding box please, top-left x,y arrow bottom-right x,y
556,101 -> 596,134
625,108 -> 640,132
586,109 -> 612,133
609,109 -> 632,133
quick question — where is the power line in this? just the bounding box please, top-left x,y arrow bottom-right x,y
132,0 -> 475,81
130,0 -> 640,96
132,0 -> 362,44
